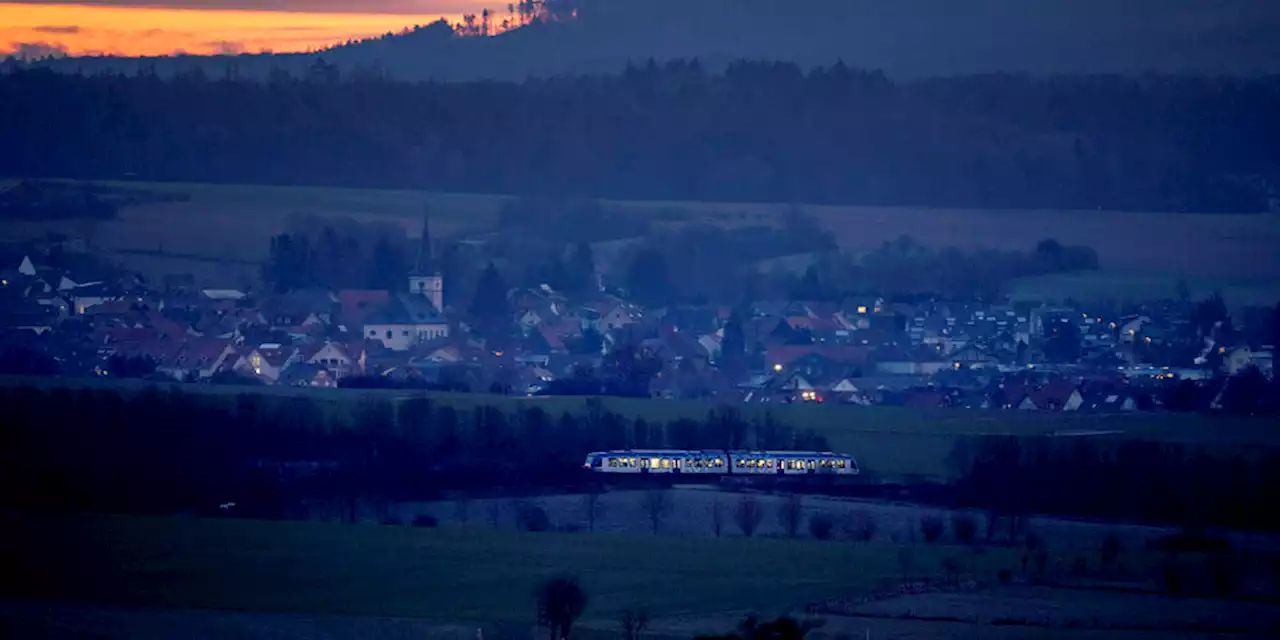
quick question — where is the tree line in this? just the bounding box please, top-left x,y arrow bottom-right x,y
0,385 -> 827,518
952,435 -> 1280,533
1,62 -> 1275,212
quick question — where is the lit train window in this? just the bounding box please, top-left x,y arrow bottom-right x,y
838,460 -> 846,468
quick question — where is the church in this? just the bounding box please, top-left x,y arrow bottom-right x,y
361,210 -> 450,351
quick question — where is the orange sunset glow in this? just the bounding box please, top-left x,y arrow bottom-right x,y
0,2 -> 492,58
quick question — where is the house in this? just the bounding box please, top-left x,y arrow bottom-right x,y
233,343 -> 299,383
363,293 -> 449,351
871,345 -> 950,376
278,362 -> 338,389
1030,380 -> 1084,411
150,338 -> 236,381
262,288 -> 335,328
0,301 -> 57,334
69,282 -> 122,315
301,342 -> 360,379
1118,315 -> 1152,343
596,303 -> 642,332
336,290 -> 390,328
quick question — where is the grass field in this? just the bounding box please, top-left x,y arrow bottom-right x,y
4,512 -> 1274,639
4,375 -> 1278,482
4,179 -> 1278,287
0,512 -> 1003,625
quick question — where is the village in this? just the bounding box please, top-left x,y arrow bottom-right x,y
3,218 -> 1274,418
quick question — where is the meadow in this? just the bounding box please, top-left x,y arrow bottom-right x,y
4,509 -> 1274,639
4,179 -> 1278,287
0,512 -> 999,626
3,374 -> 1277,483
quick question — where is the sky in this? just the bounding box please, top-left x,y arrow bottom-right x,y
0,1 -> 493,57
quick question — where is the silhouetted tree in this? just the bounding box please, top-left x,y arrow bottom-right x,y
642,489 -> 672,533
470,262 -> 510,334
620,608 -> 650,640
626,248 -> 672,307
536,575 -> 588,640
734,495 -> 764,537
777,493 -> 804,538
720,311 -> 746,371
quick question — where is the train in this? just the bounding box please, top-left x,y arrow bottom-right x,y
582,449 -> 859,476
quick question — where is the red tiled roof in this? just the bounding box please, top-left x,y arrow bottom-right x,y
336,290 -> 389,325
904,390 -> 947,408
766,345 -> 870,367
1033,380 -> 1080,408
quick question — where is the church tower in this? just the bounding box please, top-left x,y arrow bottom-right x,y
408,206 -> 444,314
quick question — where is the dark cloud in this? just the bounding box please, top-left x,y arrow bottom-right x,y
13,1 -> 482,13
33,26 -> 83,34
3,41 -> 70,60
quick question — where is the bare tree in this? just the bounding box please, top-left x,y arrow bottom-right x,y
777,493 -> 804,538
619,607 -> 650,640
843,509 -> 877,542
920,514 -> 946,543
711,498 -> 725,537
581,491 -> 605,532
951,512 -> 977,545
734,495 -> 764,537
641,489 -> 672,534
535,574 -> 588,640
808,513 -> 835,540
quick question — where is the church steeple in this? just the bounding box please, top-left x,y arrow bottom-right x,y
408,204 -> 444,314
411,206 -> 435,276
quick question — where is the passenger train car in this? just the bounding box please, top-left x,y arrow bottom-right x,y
582,449 -> 859,476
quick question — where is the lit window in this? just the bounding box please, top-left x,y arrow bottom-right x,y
857,306 -> 867,314
661,458 -> 671,469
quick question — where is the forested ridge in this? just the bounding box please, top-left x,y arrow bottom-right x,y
1,63 -> 1276,212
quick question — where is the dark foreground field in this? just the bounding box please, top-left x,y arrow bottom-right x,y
3,512 -> 1278,639
0,512 -> 988,625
